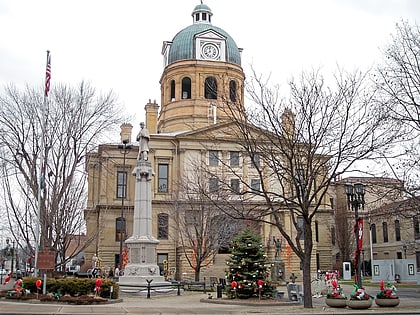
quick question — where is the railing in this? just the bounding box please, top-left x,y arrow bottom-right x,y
118,281 -> 215,299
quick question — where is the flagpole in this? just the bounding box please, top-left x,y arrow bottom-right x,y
35,50 -> 50,277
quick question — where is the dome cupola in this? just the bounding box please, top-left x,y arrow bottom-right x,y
192,3 -> 213,24
158,2 -> 245,134
162,2 -> 242,66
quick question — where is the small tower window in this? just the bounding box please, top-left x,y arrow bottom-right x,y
182,77 -> 191,99
195,13 -> 199,21
170,80 -> 175,101
202,13 -> 207,21
205,76 -> 217,99
229,80 -> 237,102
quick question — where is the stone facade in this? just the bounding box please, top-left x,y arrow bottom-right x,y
83,2 -> 336,281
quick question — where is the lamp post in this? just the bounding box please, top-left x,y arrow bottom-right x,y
345,182 -> 365,288
118,140 -> 132,271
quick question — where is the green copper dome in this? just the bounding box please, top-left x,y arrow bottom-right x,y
167,3 -> 242,66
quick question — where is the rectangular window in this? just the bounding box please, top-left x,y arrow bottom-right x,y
383,222 -> 388,243
297,216 -> 304,240
115,217 -> 126,242
230,178 -> 240,193
296,168 -> 304,197
230,151 -> 239,167
251,178 -> 260,192
158,164 -> 169,193
116,171 -> 127,198
315,221 -> 319,242
331,227 -> 336,245
209,150 -> 219,166
209,177 -> 219,193
158,213 -> 169,239
251,153 -> 260,168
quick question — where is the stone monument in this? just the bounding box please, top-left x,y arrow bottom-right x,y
118,122 -> 168,291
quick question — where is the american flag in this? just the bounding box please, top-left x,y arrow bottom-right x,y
45,51 -> 51,97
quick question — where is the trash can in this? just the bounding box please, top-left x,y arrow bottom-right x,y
216,284 -> 223,298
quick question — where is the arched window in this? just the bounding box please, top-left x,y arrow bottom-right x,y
395,219 -> 401,241
182,77 -> 191,99
158,213 -> 169,239
229,80 -> 237,102
205,76 -> 217,99
170,80 -> 175,101
371,224 -> 377,243
383,222 -> 388,243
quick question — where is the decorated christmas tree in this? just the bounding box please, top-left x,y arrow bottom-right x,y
225,228 -> 274,299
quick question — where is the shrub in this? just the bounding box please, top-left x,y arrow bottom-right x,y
22,277 -> 119,299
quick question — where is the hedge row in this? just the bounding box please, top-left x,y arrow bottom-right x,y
22,277 -> 119,299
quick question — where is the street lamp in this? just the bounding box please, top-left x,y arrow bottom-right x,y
345,182 -> 365,288
118,139 -> 132,271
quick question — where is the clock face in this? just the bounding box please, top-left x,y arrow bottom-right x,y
202,43 -> 219,60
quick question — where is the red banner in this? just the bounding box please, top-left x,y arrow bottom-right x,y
357,218 -> 363,251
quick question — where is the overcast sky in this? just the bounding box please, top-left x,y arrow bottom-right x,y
0,0 -> 419,135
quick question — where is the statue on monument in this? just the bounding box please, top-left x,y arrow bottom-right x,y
273,236 -> 282,260
136,122 -> 150,161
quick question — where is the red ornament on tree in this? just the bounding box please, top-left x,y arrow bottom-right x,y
231,281 -> 237,289
36,279 -> 42,290
257,279 -> 264,287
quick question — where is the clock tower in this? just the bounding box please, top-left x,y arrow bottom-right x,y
158,2 -> 245,134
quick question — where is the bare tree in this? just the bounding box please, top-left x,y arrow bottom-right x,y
172,166 -> 241,281
333,203 -> 353,267
203,68 -> 402,307
374,21 -> 420,196
0,82 -> 125,268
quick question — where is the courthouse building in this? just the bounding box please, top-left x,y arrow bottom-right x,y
83,3 -> 338,281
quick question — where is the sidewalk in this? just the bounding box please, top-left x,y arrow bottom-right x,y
0,289 -> 419,315
0,282 -> 419,315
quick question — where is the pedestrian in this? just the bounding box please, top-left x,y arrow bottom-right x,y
108,267 -> 114,278
114,266 -> 120,279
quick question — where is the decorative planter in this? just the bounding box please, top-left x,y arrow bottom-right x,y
325,298 -> 347,308
347,299 -> 373,309
375,298 -> 400,307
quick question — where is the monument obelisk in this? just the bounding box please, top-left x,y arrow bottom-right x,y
118,122 -> 166,289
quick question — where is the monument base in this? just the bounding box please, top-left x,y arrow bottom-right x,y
118,263 -> 174,295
